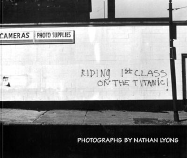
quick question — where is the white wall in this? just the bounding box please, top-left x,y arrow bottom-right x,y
91,0 -> 187,20
1,26 -> 187,101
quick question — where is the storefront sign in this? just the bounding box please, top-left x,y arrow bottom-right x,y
0,30 -> 75,44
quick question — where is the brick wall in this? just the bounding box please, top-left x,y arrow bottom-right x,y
1,26 -> 187,101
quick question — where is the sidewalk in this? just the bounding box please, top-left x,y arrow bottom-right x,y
1,108 -> 187,125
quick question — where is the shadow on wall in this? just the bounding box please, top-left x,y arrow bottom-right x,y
1,100 -> 185,112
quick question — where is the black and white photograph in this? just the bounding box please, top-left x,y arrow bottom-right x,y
1,0 -> 187,157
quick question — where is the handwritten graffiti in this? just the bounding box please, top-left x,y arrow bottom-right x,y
81,68 -> 169,89
121,69 -> 167,78
133,79 -> 168,87
97,79 -> 168,87
3,76 -> 11,87
81,69 -> 110,80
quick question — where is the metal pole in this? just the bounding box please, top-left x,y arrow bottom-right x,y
169,0 -> 179,122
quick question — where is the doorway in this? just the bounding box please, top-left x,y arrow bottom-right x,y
181,54 -> 187,111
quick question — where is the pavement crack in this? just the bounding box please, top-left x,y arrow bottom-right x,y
33,111 -> 48,123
